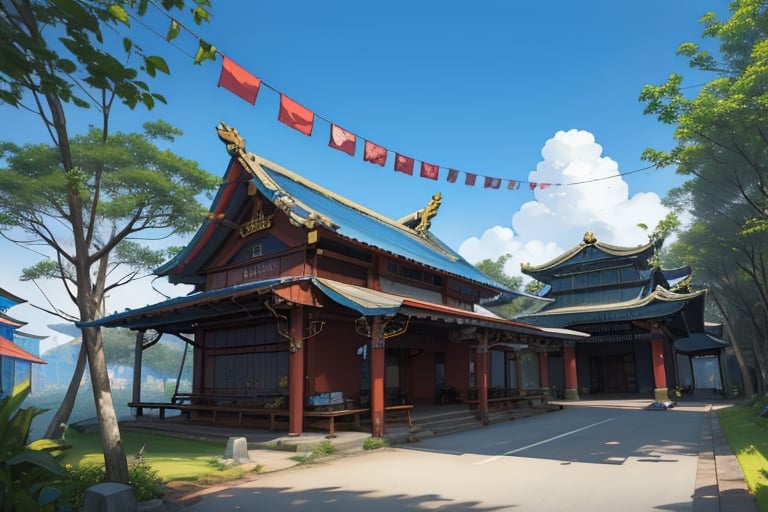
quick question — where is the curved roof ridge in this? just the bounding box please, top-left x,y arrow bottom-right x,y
248,152 -> 427,237
246,152 -> 460,261
521,234 -> 655,275
530,285 -> 705,316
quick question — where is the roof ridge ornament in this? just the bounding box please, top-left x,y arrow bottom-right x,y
216,121 -> 246,156
583,231 -> 597,245
415,192 -> 442,235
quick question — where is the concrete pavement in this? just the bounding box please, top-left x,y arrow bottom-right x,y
144,401 -> 757,512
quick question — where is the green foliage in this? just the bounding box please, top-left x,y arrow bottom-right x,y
640,1 -> 768,389
718,404 -> 768,510
1,0 -> 216,483
289,441 -> 336,464
59,460 -> 163,511
362,437 -> 389,450
524,280 -> 545,295
474,254 -> 522,291
0,0 -> 212,113
0,387 -> 68,511
639,213 -> 680,268
0,123 -> 219,300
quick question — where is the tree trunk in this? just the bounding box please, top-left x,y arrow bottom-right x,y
44,340 -> 88,439
81,326 -> 129,483
710,292 -> 755,397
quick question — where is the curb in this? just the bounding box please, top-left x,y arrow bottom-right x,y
693,405 -> 757,512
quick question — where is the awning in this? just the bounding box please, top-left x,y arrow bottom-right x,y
313,278 -> 402,316
79,276 -> 312,332
674,332 -> 729,354
0,336 -> 45,364
314,278 -> 588,340
82,276 -> 589,341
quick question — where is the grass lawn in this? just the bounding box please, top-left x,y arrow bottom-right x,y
718,404 -> 768,511
59,427 -> 251,483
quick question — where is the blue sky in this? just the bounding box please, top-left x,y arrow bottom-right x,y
3,1 -> 728,348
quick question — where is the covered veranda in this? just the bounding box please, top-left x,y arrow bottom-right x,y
84,276 -> 588,437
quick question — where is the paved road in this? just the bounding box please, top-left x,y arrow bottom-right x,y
183,401 -> 712,511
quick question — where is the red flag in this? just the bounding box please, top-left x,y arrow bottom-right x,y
395,153 -> 414,175
529,182 -> 537,190
364,140 -> 387,166
329,124 -> 356,156
539,183 -> 552,189
447,169 -> 459,183
420,162 -> 439,180
279,94 -> 314,135
484,177 -> 501,189
465,173 -> 477,186
218,56 -> 261,105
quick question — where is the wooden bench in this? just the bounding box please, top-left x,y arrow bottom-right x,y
128,402 -> 192,420
302,408 -> 370,437
128,401 -> 288,428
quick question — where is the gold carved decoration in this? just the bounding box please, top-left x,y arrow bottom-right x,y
240,196 -> 273,238
415,192 -> 442,234
239,210 -> 273,237
583,231 -> 597,245
216,121 -> 246,156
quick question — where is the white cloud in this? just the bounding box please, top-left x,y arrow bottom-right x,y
459,129 -> 670,281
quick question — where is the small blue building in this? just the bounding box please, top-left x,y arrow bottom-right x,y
0,288 -> 46,397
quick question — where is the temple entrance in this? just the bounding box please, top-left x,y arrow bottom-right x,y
588,353 -> 637,393
385,349 -> 408,405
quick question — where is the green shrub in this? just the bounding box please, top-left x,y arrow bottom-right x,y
363,437 -> 389,450
60,460 -> 164,510
0,387 -> 68,511
289,440 -> 336,464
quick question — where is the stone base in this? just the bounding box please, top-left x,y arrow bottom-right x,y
564,388 -> 580,401
225,436 -> 250,464
82,483 -> 137,512
654,387 -> 669,402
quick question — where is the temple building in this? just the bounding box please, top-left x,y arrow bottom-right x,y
0,288 -> 46,398
514,232 -> 729,402
85,123 -> 586,437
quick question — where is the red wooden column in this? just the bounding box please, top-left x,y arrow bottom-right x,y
651,323 -> 668,402
288,306 -> 305,436
370,316 -> 386,438
563,341 -> 579,400
538,350 -> 550,389
476,331 -> 489,425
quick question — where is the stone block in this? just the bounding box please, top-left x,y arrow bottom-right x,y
82,482 -> 137,512
225,436 -> 250,464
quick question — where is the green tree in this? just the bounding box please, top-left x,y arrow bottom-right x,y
474,254 -> 523,291
639,0 -> 768,392
0,0 -> 216,483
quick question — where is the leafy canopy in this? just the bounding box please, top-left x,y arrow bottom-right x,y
0,121 -> 218,276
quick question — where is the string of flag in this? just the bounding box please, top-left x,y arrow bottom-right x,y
217,55 -> 551,190
141,2 -> 658,190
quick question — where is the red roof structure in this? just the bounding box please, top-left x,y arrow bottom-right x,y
0,335 -> 45,364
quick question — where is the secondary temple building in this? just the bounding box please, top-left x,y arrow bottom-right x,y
514,232 -> 729,402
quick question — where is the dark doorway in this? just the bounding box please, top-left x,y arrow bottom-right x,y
589,353 -> 636,393
435,352 -> 445,403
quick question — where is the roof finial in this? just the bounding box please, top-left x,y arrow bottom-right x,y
216,122 -> 246,156
415,192 -> 442,234
583,231 -> 597,245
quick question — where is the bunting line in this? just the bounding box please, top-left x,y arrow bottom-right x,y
141,2 -> 660,190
